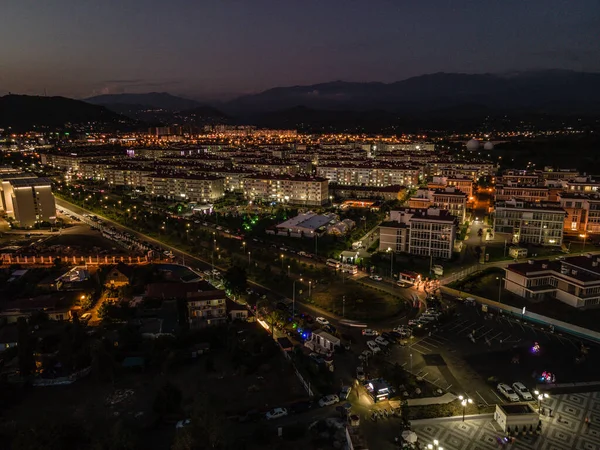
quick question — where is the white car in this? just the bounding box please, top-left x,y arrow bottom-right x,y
318,394 -> 340,407
497,383 -> 520,402
512,382 -> 533,401
356,366 -> 365,381
316,317 -> 330,326
362,328 -> 378,337
265,407 -> 288,420
370,275 -> 383,281
366,341 -> 381,353
176,419 -> 191,429
374,336 -> 389,347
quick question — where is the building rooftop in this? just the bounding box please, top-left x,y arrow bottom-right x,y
244,174 -> 327,182
277,212 -> 337,231
498,403 -> 536,415
8,177 -> 53,188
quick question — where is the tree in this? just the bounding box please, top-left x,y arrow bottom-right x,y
153,381 -> 182,417
16,317 -> 35,378
223,266 -> 247,296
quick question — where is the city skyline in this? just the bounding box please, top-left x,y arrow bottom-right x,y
1,0 -> 600,100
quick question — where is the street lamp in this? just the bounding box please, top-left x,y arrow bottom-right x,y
281,254 -> 284,269
427,440 -> 443,450
288,265 -> 291,276
496,276 -> 502,304
459,395 -> 473,422
248,251 -> 251,266
534,390 -> 549,413
292,278 -> 303,319
580,234 -> 587,252
386,247 -> 394,284
308,280 -> 312,299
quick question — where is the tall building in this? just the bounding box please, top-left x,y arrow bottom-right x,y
243,175 -> 328,206
493,200 -> 566,246
379,207 -> 457,259
1,178 -> 56,227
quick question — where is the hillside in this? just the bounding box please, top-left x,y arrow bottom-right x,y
0,95 -> 132,131
85,92 -> 201,111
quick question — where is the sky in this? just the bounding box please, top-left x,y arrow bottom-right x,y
1,0 -> 599,101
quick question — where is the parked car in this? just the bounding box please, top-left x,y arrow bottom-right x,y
239,409 -> 261,423
175,419 -> 191,429
356,366 -> 365,381
340,386 -> 352,400
265,407 -> 288,420
318,394 -> 340,407
289,401 -> 313,414
497,383 -> 520,402
374,336 -> 389,347
80,313 -> 92,322
512,382 -> 533,401
316,317 -> 330,326
361,350 -> 372,358
370,275 -> 383,281
381,332 -> 396,343
362,328 -> 378,337
366,341 -> 381,353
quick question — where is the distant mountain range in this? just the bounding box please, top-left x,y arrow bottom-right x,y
0,95 -> 132,131
2,71 -> 600,133
225,70 -> 600,114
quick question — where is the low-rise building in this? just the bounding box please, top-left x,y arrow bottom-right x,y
379,207 -> 457,259
504,255 -> 600,308
494,403 -> 539,433
495,183 -> 549,203
558,192 -> 600,235
493,200 -> 566,246
274,212 -> 338,237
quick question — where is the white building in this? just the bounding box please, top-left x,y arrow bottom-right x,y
316,163 -> 420,188
505,255 -> 600,308
144,173 -> 225,202
274,212 -> 338,237
243,175 -> 329,206
494,200 -> 566,246
379,207 -> 457,259
1,178 -> 56,227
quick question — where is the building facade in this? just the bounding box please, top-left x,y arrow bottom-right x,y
494,200 -> 566,246
379,207 -> 457,259
243,175 -> 328,206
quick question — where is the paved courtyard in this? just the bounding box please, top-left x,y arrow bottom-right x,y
414,392 -> 600,450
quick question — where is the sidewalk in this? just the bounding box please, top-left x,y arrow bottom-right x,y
407,392 -> 457,407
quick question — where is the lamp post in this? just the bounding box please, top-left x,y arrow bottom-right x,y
496,276 -> 502,303
459,395 -> 473,422
292,278 -> 303,319
427,439 -> 443,450
248,251 -> 251,266
386,247 -> 394,285
580,234 -> 587,252
342,295 -> 346,317
308,280 -> 312,299
534,390 -> 549,413
281,254 -> 284,269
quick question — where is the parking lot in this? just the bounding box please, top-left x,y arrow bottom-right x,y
359,297 -> 600,408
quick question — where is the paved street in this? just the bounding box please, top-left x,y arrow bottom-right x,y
414,392 -> 600,449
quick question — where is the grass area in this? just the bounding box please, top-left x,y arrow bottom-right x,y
307,278 -> 406,321
408,400 -> 495,420
44,232 -> 128,254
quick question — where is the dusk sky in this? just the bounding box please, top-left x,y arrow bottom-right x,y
1,0 -> 599,100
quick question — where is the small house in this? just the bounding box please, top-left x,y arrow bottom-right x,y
494,403 -> 538,433
105,263 -> 133,288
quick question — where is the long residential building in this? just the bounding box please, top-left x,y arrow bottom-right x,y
243,175 -> 328,206
379,207 -> 457,259
494,183 -> 549,203
316,163 -> 421,187
493,200 -> 566,246
504,255 -> 600,309
145,173 -> 225,202
558,192 -> 600,235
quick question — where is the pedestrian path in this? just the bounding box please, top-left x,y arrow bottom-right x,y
407,392 -> 457,406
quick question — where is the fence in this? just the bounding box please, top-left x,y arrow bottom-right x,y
0,254 -> 168,265
441,286 -> 600,344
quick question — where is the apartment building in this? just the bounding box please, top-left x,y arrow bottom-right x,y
105,167 -> 155,187
494,183 -> 549,203
145,173 -> 225,202
432,187 -> 468,223
504,255 -> 600,308
408,187 -> 467,223
493,199 -> 566,246
316,163 -> 420,187
234,160 -> 299,176
379,207 -> 457,259
558,192 -> 600,235
243,175 -> 328,206
429,162 -> 497,181
40,149 -> 124,171
329,184 -> 406,201
1,178 -> 56,227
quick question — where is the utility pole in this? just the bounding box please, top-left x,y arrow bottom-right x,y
342,295 -> 346,317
